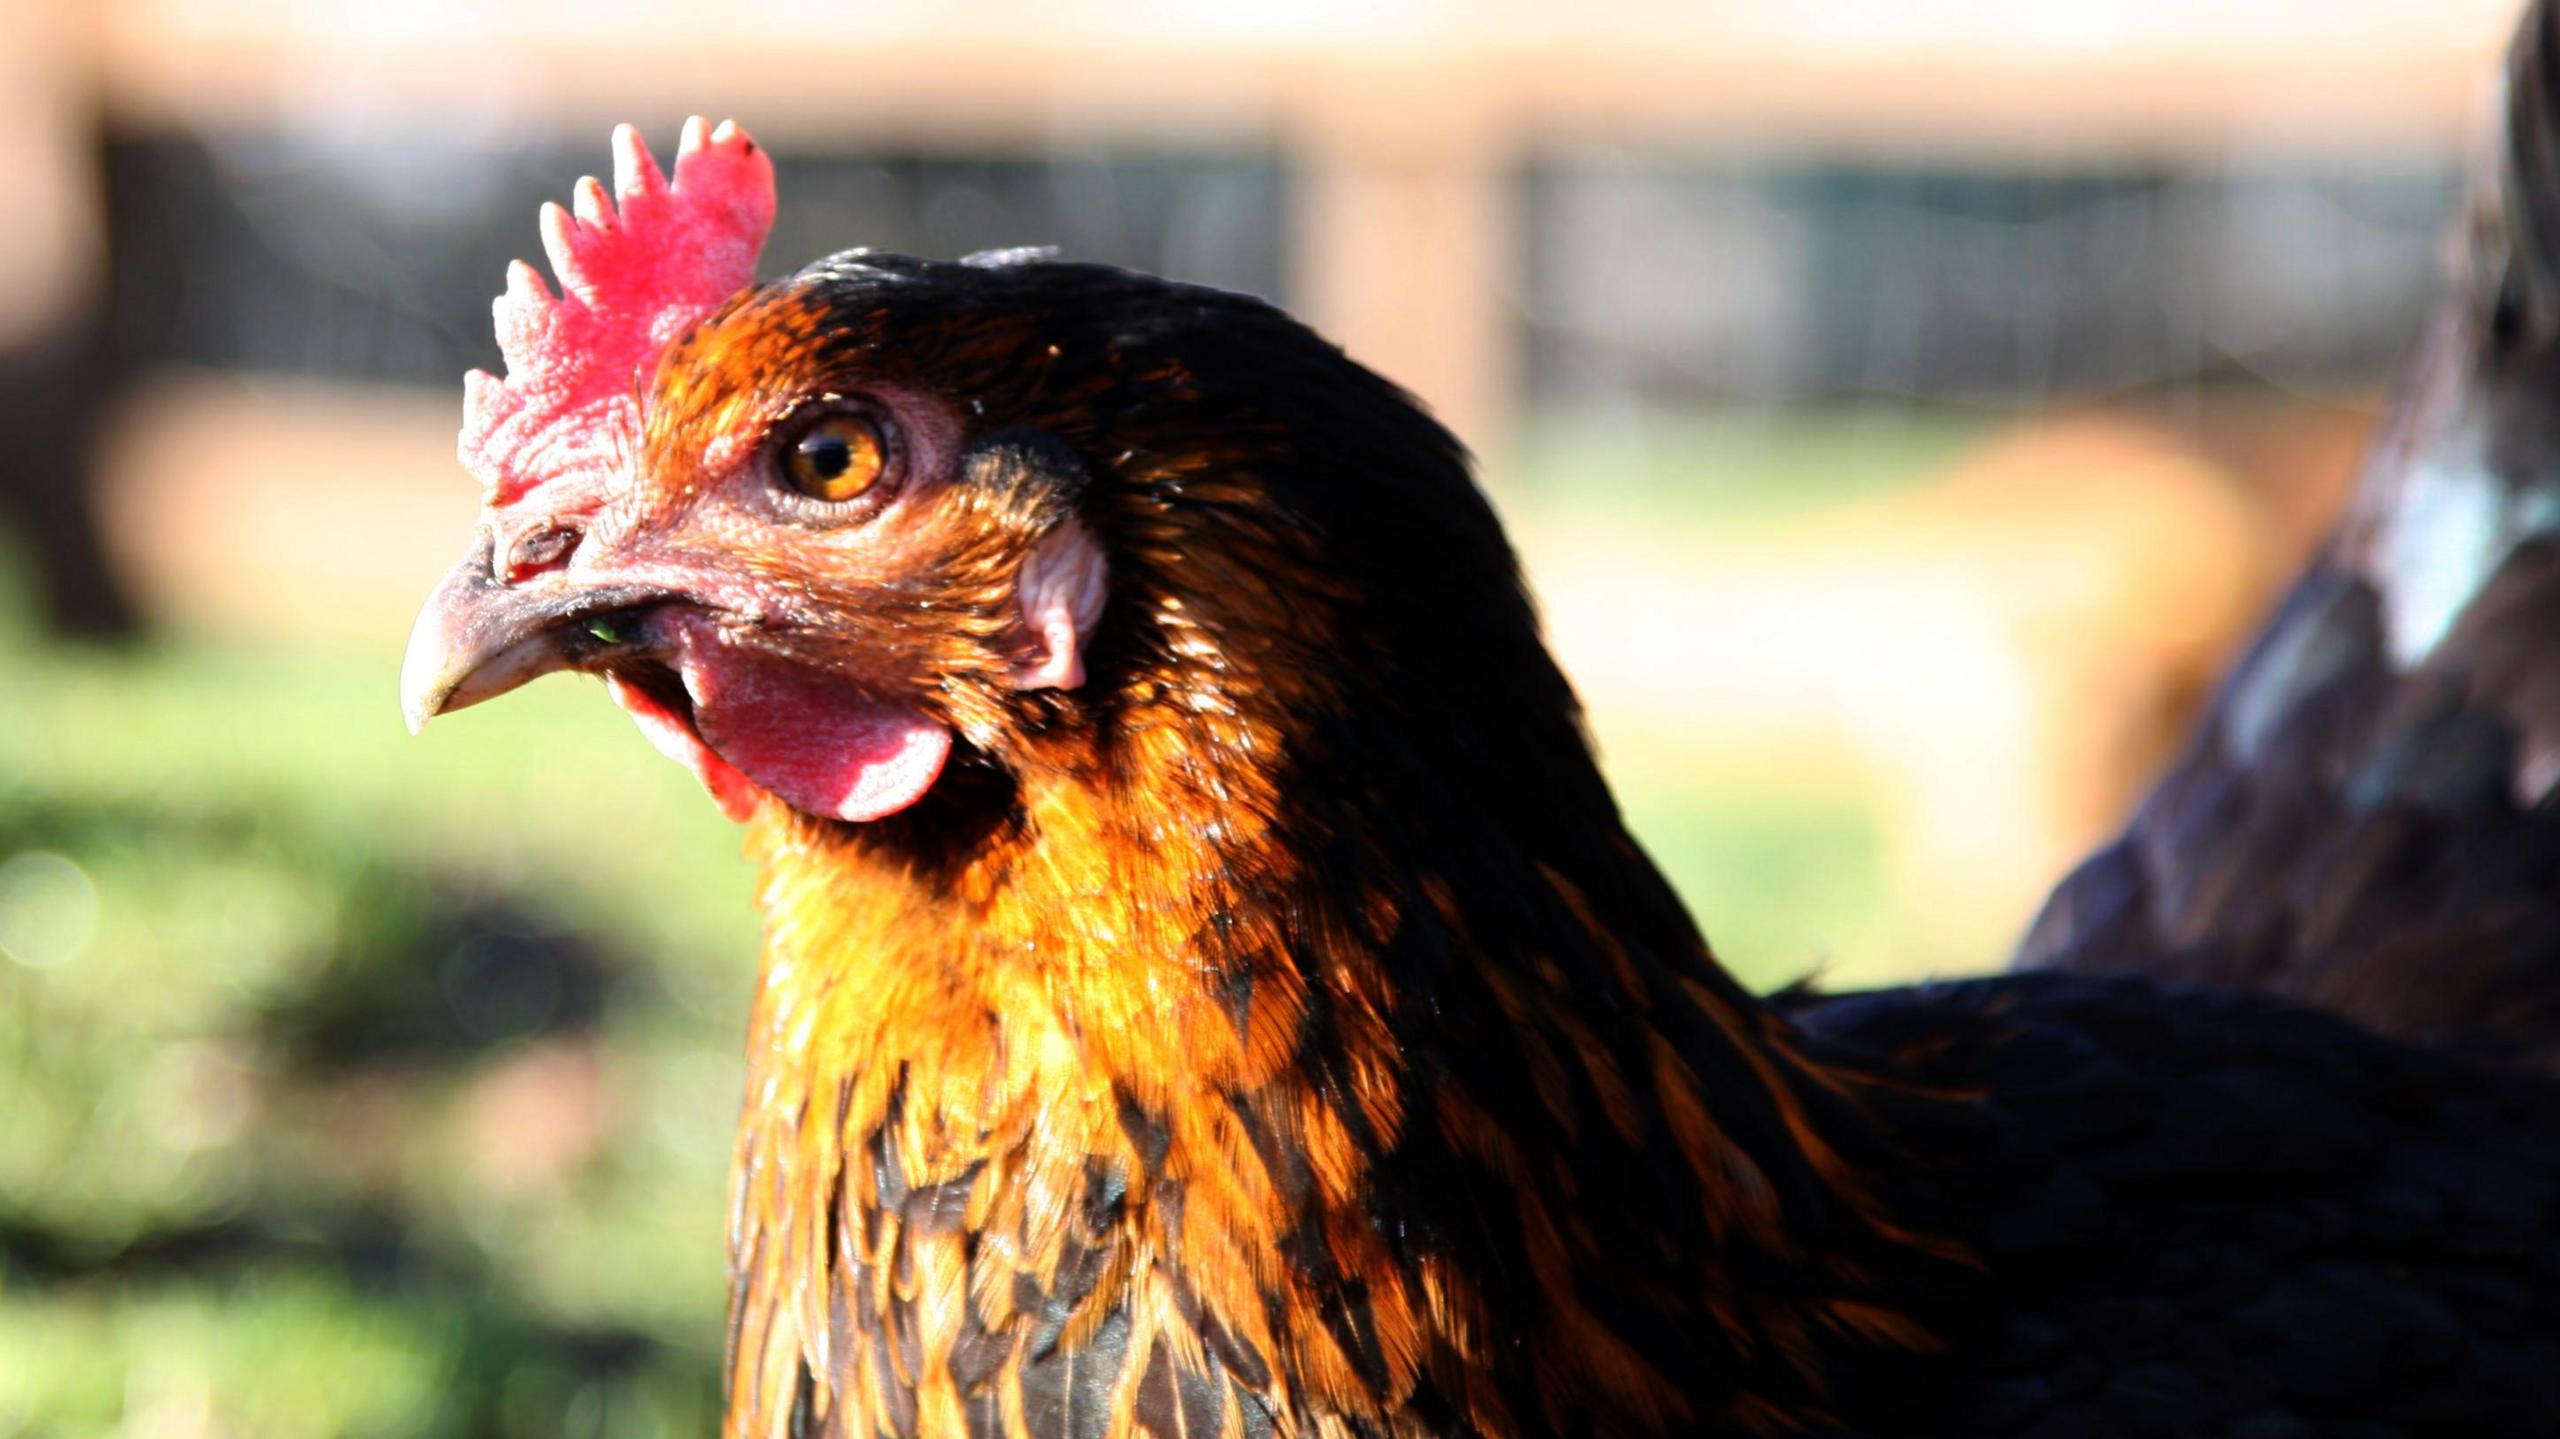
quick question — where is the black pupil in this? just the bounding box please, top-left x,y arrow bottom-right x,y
803,433 -> 854,480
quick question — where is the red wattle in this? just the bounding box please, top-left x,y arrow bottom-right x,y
607,620 -> 952,824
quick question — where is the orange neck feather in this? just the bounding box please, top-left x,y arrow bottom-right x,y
719,664 -> 1968,1438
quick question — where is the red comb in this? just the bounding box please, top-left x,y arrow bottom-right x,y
460,117 -> 775,511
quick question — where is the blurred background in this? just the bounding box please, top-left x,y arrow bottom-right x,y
0,0 -> 2523,1434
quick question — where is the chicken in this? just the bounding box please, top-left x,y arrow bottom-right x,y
400,119 -> 2560,1438
2018,0 -> 2560,1060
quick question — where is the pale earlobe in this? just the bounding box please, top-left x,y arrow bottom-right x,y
1012,520 -> 1108,691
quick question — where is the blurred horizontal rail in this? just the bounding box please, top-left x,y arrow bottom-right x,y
92,3 -> 2516,156
70,0 -> 2523,459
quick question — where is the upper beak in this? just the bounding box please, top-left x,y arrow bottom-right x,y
399,532 -> 672,734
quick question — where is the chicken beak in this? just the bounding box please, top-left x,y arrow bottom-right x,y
399,533 -> 669,734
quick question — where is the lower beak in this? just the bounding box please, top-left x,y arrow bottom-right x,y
399,533 -> 672,734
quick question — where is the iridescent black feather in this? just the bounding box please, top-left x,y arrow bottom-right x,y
2021,0 -> 2560,1065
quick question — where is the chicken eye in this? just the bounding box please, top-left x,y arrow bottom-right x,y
782,414 -> 888,503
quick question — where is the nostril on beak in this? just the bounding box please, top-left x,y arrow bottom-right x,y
497,521 -> 582,585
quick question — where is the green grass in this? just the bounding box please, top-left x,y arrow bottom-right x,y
0,611 -> 752,1436
1615,771 -> 1893,993
1505,404 -> 1989,525
1509,404 -> 1992,988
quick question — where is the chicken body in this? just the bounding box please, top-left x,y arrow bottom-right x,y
2019,0 -> 2560,1060
403,125 -> 2560,1439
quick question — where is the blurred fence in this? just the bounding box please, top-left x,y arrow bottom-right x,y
4,0 -> 2523,435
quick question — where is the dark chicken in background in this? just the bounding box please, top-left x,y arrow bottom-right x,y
403,58 -> 2560,1439
2019,0 -> 2560,1060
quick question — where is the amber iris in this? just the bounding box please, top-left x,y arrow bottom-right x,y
783,413 -> 887,502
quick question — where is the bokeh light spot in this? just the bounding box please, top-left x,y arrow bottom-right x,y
0,851 -> 100,970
